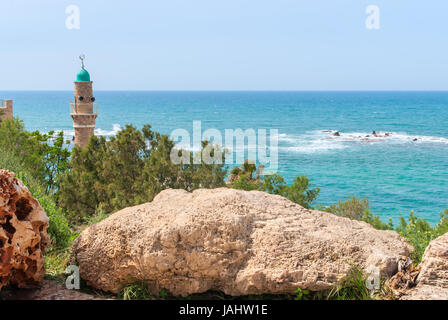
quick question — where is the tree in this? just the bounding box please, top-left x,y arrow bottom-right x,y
0,119 -> 72,247
228,162 -> 320,209
0,118 -> 45,176
57,135 -> 108,222
57,124 -> 227,223
227,160 -> 263,191
396,209 -> 448,262
30,130 -> 71,194
324,196 -> 391,230
283,175 -> 320,209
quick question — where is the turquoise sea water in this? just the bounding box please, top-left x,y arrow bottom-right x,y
1,91 -> 447,224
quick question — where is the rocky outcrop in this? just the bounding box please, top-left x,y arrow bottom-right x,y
73,188 -> 412,297
387,257 -> 420,294
0,170 -> 49,290
401,233 -> 448,300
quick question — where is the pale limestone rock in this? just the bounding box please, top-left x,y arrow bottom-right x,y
0,170 -> 49,290
401,233 -> 448,300
73,188 -> 412,296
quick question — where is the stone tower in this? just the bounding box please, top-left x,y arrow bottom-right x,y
0,100 -> 13,121
70,55 -> 97,148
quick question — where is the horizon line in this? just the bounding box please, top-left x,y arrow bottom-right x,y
1,89 -> 448,93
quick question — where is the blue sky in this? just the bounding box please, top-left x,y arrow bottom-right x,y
0,0 -> 447,90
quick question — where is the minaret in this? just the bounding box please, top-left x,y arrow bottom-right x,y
70,55 -> 98,148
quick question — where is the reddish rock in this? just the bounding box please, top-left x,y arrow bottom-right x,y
0,170 -> 49,290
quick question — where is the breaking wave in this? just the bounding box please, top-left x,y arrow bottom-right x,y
278,130 -> 448,154
61,124 -> 122,139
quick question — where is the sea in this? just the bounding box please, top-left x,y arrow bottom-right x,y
1,91 -> 447,225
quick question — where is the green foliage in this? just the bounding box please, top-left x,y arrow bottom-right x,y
325,196 -> 392,230
13,171 -> 74,248
0,118 -> 44,175
0,120 -> 71,195
85,204 -> 110,225
162,140 -> 227,192
435,209 -> 448,235
228,163 -> 320,209
0,119 -> 73,248
325,266 -> 372,300
396,210 -> 448,262
30,130 -> 71,194
261,173 -> 288,195
58,125 -> 227,223
0,120 -> 71,193
230,173 -> 262,191
325,196 -> 448,263
57,135 -> 108,223
293,267 -> 377,300
293,288 -> 311,300
282,175 -> 320,209
44,247 -> 72,281
227,160 -> 263,191
159,289 -> 170,299
119,282 -> 154,300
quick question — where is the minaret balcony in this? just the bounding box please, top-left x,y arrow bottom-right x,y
70,101 -> 98,115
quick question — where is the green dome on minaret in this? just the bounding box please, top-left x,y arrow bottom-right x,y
76,54 -> 91,82
76,68 -> 90,82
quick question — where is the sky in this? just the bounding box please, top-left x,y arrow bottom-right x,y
0,0 -> 447,91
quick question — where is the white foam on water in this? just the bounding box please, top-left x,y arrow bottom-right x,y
276,130 -> 448,154
325,130 -> 448,145
64,123 -> 122,137
95,123 -> 122,136
49,124 -> 122,143
54,125 -> 448,153
278,131 -> 348,154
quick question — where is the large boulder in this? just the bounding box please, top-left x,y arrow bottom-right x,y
401,233 -> 448,300
73,188 -> 412,296
0,170 -> 49,290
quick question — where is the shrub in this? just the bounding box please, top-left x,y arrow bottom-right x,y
325,196 -> 448,263
0,119 -> 73,248
282,175 -> 320,209
58,125 -> 227,223
119,282 -> 154,300
14,171 -> 74,248
396,210 -> 448,262
293,266 -> 380,300
0,158 -> 73,248
30,130 -> 71,194
228,163 -> 320,209
0,118 -> 45,176
44,247 -> 72,281
324,196 -> 392,230
325,266 -> 373,300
